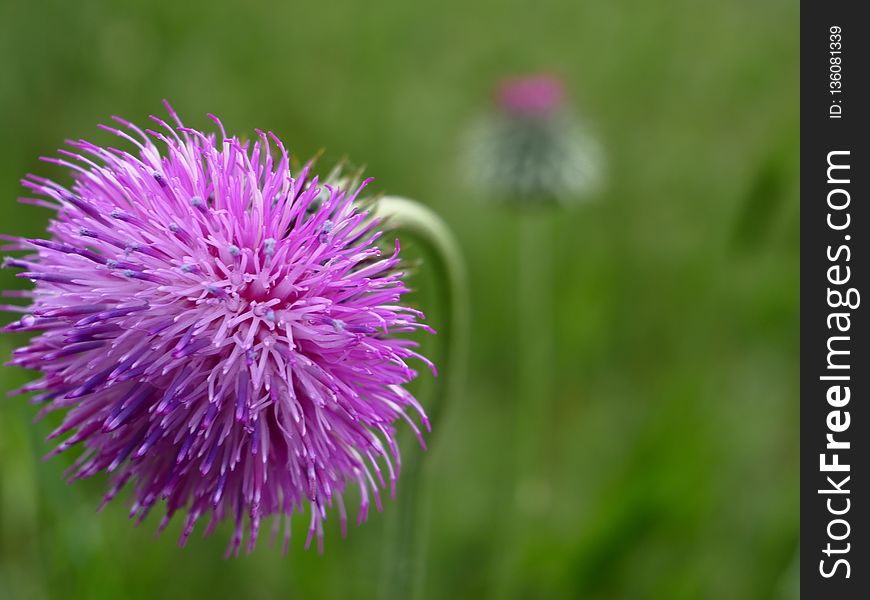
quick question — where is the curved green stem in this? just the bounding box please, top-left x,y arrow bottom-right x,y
375,196 -> 468,600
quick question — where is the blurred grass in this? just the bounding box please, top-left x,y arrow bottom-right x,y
0,0 -> 798,598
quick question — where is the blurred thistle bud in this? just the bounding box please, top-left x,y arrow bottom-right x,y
466,74 -> 604,206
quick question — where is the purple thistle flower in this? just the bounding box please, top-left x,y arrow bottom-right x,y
1,103 -> 435,556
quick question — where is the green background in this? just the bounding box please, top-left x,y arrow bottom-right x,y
0,0 -> 799,598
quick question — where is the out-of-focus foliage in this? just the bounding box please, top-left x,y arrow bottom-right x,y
0,0 -> 798,598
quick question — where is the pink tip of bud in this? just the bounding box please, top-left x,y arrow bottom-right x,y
496,74 -> 565,116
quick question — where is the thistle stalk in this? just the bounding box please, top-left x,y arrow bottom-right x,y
376,196 -> 468,600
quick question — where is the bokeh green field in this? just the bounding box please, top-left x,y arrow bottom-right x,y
0,0 -> 799,598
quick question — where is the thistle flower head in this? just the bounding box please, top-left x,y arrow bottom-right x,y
467,74 -> 604,205
1,103 -> 434,555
